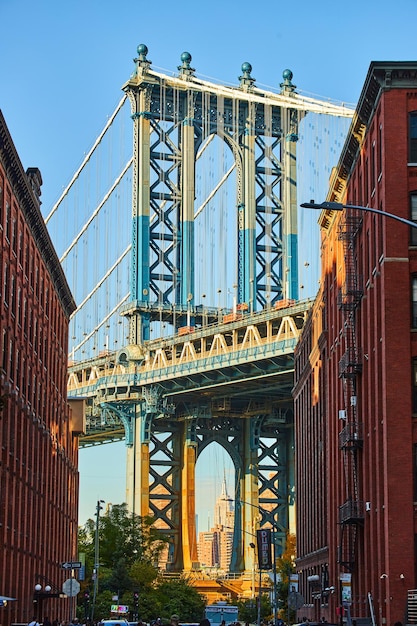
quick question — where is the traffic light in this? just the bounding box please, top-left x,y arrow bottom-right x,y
133,591 -> 139,618
84,590 -> 90,619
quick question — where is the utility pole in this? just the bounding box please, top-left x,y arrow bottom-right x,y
272,523 -> 278,626
92,499 -> 105,620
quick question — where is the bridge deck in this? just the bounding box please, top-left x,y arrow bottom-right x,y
68,300 -> 312,445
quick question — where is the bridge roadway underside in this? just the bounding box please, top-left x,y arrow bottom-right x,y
69,301 -> 310,574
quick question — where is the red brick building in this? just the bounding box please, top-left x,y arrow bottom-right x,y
0,111 -> 82,625
293,62 -> 417,625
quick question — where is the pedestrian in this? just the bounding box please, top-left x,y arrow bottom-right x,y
199,620 -> 210,626
170,615 -> 180,626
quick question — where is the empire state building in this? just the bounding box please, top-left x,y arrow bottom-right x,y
197,477 -> 235,571
214,477 -> 234,526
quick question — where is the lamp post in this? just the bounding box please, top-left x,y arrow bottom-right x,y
300,200 -> 417,229
33,580 -> 62,621
92,499 -> 105,621
33,584 -> 51,620
237,499 -> 279,626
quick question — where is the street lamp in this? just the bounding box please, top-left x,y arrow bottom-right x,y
92,499 -> 105,621
236,499 -> 280,626
300,200 -> 417,229
33,581 -> 62,620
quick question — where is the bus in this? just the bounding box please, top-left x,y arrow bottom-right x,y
205,603 -> 238,626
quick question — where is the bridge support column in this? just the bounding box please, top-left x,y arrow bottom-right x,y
179,97 -> 196,310
241,105 -> 257,310
126,404 -> 150,517
282,108 -> 299,301
243,417 -> 261,571
181,437 -> 197,571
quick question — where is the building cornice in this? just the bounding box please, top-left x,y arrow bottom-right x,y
0,110 -> 76,318
319,62 -> 417,230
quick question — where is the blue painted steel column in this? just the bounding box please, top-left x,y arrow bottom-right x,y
241,105 -> 257,312
123,45 -> 152,342
131,96 -> 151,340
281,79 -> 299,300
284,119 -> 299,300
180,108 -> 195,315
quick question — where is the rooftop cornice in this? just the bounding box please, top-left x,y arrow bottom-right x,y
0,110 -> 76,318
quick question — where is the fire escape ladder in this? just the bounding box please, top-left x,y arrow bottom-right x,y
337,522 -> 359,572
337,214 -> 364,568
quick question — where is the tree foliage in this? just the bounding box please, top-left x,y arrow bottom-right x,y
77,504 -> 206,623
237,595 -> 271,624
275,533 -> 297,622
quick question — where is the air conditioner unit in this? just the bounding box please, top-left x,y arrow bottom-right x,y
339,410 -> 346,420
351,396 -> 357,406
365,501 -> 371,512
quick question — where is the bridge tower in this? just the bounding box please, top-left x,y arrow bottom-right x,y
66,47 -> 352,576
116,45 -> 302,574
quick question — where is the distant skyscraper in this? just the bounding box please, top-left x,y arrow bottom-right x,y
197,476 -> 235,571
214,476 -> 234,526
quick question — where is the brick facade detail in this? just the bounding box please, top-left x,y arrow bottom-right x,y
293,63 -> 417,625
0,111 -> 78,626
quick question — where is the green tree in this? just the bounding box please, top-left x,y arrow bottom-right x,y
155,577 -> 206,623
276,533 -> 296,622
237,596 -> 272,624
77,503 -> 169,621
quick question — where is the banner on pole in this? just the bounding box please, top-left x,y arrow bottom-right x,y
256,529 -> 272,570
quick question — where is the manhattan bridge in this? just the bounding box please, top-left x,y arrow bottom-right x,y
45,45 -> 353,577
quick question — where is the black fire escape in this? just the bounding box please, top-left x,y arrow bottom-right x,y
336,215 -> 364,571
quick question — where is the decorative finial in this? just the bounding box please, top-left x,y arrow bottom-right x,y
239,62 -> 255,90
132,44 -> 151,76
280,69 -> 296,93
137,44 -> 149,61
178,51 -> 195,78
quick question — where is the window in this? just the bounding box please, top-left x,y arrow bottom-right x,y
411,193 -> 417,246
414,443 -> 417,500
410,112 -> 417,163
371,141 -> 376,193
412,276 -> 417,328
364,157 -> 369,203
378,124 -> 383,177
5,201 -> 10,240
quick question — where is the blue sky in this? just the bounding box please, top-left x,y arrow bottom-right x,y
2,0 -> 417,525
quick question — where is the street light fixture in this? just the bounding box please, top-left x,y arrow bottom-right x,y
33,581 -> 62,620
300,200 -> 417,229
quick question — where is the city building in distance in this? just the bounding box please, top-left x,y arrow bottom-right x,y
293,62 -> 417,625
0,111 -> 82,626
197,478 -> 234,573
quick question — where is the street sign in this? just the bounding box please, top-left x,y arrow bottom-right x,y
62,578 -> 81,597
62,561 -> 82,569
288,592 -> 305,610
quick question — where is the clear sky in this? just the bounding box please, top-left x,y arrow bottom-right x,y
2,0 -> 417,525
